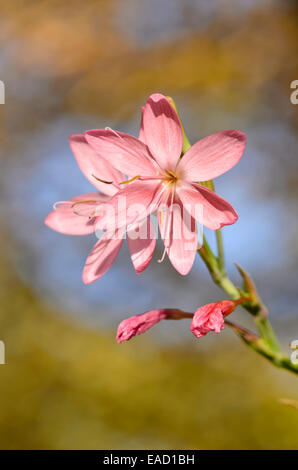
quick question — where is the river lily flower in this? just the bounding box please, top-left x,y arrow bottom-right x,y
45,134 -> 157,283
116,309 -> 193,343
190,299 -> 243,338
85,93 -> 246,275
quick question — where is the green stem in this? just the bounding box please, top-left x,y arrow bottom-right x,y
243,338 -> 298,374
198,240 -> 296,373
204,180 -> 225,272
215,228 -> 225,272
198,236 -> 239,299
169,96 -> 297,375
225,320 -> 298,375
254,315 -> 281,353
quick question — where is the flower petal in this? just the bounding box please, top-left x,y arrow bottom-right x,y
191,305 -> 225,338
116,308 -> 190,343
45,193 -> 107,235
190,300 -> 240,338
142,93 -> 183,170
116,309 -> 168,343
70,134 -> 123,196
96,180 -> 163,233
138,106 -> 146,144
85,129 -> 157,177
178,130 -> 246,182
127,217 -> 157,274
177,182 -> 238,230
158,198 -> 197,275
82,231 -> 124,284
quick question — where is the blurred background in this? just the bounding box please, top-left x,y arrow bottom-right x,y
0,0 -> 298,449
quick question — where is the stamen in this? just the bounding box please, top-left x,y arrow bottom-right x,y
139,176 -> 164,181
165,170 -> 177,179
71,199 -> 96,208
53,201 -> 69,210
72,207 -> 88,217
157,189 -> 175,263
160,207 -> 164,226
71,199 -> 97,217
92,174 -> 113,184
105,127 -> 123,140
119,175 -> 140,185
158,246 -> 167,263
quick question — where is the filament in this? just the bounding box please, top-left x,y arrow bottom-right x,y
105,127 -> 123,140
53,201 -> 69,210
71,199 -> 97,217
119,175 -> 140,185
157,188 -> 175,263
157,246 -> 167,264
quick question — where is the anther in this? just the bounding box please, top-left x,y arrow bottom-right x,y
92,174 -> 113,184
71,199 -> 96,208
119,175 -> 140,185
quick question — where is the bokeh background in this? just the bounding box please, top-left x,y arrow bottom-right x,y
0,0 -> 298,449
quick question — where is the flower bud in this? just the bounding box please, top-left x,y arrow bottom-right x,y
116,309 -> 192,343
190,299 -> 243,339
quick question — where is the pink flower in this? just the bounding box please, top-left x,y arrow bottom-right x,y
190,299 -> 242,338
116,308 -> 193,343
45,134 -> 157,283
85,93 -> 246,275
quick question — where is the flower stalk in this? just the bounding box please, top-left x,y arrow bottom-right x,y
167,95 -> 298,376
198,225 -> 298,374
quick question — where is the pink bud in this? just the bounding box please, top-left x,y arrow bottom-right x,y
116,309 -> 192,343
190,299 -> 242,339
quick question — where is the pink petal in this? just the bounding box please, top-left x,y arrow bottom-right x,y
158,198 -> 197,275
116,308 -> 192,342
116,309 -> 167,342
127,217 -> 157,274
45,193 -> 107,235
70,134 -> 123,196
190,300 -> 240,339
82,231 -> 124,284
85,129 -> 157,177
96,180 -> 163,233
138,106 -> 146,144
191,305 -> 225,338
177,182 -> 238,230
178,130 -> 246,182
142,93 -> 183,170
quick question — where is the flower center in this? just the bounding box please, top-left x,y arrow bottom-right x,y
163,170 -> 178,186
